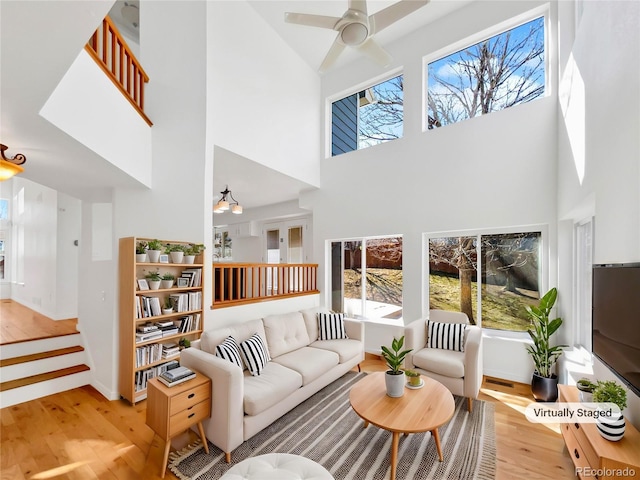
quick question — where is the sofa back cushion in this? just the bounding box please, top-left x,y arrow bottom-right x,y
263,312 -> 311,358
300,307 -> 331,342
200,318 -> 267,356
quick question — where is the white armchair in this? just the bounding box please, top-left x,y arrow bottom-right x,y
405,310 -> 483,412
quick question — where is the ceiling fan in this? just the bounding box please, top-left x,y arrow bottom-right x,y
285,0 -> 429,73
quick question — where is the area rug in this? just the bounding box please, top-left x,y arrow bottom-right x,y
168,372 -> 496,479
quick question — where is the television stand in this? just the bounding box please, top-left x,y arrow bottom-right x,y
558,385 -> 640,479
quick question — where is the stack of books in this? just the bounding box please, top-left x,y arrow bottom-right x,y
158,366 -> 196,387
156,320 -> 178,337
161,343 -> 180,359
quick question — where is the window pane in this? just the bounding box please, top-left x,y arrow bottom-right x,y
331,75 -> 403,156
364,237 -> 403,320
288,226 -> 303,263
427,17 -> 545,129
480,232 -> 541,331
428,236 -> 478,324
343,241 -> 362,317
266,229 -> 279,263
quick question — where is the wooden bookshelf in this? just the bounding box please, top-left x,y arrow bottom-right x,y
118,237 -> 205,404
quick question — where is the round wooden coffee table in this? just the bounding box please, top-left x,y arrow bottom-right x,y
349,371 -> 455,480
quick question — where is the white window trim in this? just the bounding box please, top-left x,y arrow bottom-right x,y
423,224 -> 549,338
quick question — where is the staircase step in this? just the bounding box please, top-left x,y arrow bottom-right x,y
0,346 -> 85,368
0,364 -> 90,392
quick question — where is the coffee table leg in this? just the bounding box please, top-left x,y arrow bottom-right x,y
390,431 -> 400,480
363,420 -> 369,428
432,428 -> 444,461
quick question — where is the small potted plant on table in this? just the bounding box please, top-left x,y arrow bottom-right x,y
381,336 -> 412,398
576,378 -> 596,403
592,380 -> 627,441
404,369 -> 422,388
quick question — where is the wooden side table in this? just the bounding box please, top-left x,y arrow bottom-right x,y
146,370 -> 211,478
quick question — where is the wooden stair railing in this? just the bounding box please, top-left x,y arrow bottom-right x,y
213,263 -> 319,308
85,16 -> 152,126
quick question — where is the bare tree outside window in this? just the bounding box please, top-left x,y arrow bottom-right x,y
427,17 -> 545,129
359,75 -> 403,148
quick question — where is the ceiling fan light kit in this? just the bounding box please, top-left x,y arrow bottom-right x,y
285,0 -> 429,72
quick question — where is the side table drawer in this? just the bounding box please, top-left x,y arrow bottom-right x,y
170,383 -> 210,416
562,423 -> 591,473
169,400 -> 210,437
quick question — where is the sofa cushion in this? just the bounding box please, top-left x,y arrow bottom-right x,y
272,347 -> 339,385
412,347 -> 465,378
240,333 -> 271,376
318,312 -> 348,340
200,318 -> 267,357
243,362 -> 302,416
263,312 -> 311,358
310,339 -> 362,364
215,336 -> 243,369
427,320 -> 466,352
300,307 -> 327,342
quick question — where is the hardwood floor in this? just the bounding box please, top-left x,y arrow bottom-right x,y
0,354 -> 576,479
0,300 -> 78,345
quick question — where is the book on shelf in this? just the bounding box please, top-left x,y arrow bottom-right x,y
136,330 -> 162,343
134,359 -> 179,392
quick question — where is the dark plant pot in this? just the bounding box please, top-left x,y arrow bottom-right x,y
531,372 -> 558,402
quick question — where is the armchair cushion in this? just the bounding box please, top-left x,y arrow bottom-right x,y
427,320 -> 466,352
413,347 -> 465,378
215,336 -> 244,369
240,333 -> 271,376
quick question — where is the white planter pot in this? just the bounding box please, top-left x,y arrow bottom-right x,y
147,250 -> 161,263
160,279 -> 174,289
162,308 -> 173,315
596,409 -> 625,441
385,371 -> 405,398
136,253 -> 147,263
148,280 -> 161,290
183,255 -> 196,264
170,251 -> 184,264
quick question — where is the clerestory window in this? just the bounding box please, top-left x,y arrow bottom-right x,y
331,75 -> 403,156
426,16 -> 545,129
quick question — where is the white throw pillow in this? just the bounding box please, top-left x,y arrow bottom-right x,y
317,312 -> 348,340
215,336 -> 244,369
240,333 -> 271,376
427,320 -> 466,352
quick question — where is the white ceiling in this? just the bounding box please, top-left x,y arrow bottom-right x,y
0,0 -> 472,209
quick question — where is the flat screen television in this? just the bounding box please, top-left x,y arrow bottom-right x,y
592,263 -> 640,396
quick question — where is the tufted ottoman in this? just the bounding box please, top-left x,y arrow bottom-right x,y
220,453 -> 334,480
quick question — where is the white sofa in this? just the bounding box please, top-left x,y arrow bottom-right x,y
180,308 -> 364,462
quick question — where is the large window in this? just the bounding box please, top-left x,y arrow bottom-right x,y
331,75 -> 403,156
426,16 -> 545,129
427,230 -> 543,331
330,236 -> 403,320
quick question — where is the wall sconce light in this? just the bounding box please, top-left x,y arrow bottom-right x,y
214,185 -> 243,214
0,144 -> 27,181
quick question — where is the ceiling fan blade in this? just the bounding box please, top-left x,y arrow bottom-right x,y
349,0 -> 368,15
370,0 -> 429,34
319,37 -> 346,73
357,38 -> 392,67
284,12 -> 340,30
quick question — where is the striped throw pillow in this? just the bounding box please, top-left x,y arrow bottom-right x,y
215,336 -> 243,369
318,312 -> 348,340
427,320 -> 466,352
240,333 -> 271,376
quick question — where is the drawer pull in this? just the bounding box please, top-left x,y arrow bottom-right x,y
574,423 -> 580,430
188,393 -> 195,399
574,449 -> 580,459
188,413 -> 195,419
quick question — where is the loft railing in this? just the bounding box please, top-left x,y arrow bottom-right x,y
85,16 -> 152,126
212,263 -> 319,308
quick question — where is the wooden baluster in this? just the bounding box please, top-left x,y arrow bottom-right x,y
102,19 -> 108,66
118,40 -> 124,85
110,26 -> 116,73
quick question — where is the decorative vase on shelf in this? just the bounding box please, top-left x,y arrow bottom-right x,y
596,409 -> 625,441
170,251 -> 184,264
147,250 -> 161,263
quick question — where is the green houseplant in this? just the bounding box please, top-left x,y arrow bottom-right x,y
146,239 -> 163,263
525,287 -> 566,401
576,378 -> 597,403
381,336 -> 412,397
184,244 -> 205,264
135,241 -> 148,262
161,272 -> 175,289
404,369 -> 422,387
145,270 -> 162,290
592,380 -> 627,441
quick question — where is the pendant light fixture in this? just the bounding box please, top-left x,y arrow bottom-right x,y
0,144 -> 27,181
213,185 -> 243,214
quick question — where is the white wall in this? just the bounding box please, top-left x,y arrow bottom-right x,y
557,0 -> 640,426
55,192 -> 80,319
207,1 -> 321,188
306,1 -> 558,383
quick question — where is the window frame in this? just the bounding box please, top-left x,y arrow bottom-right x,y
423,224 -> 549,337
422,6 -> 550,132
326,68 -> 404,159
